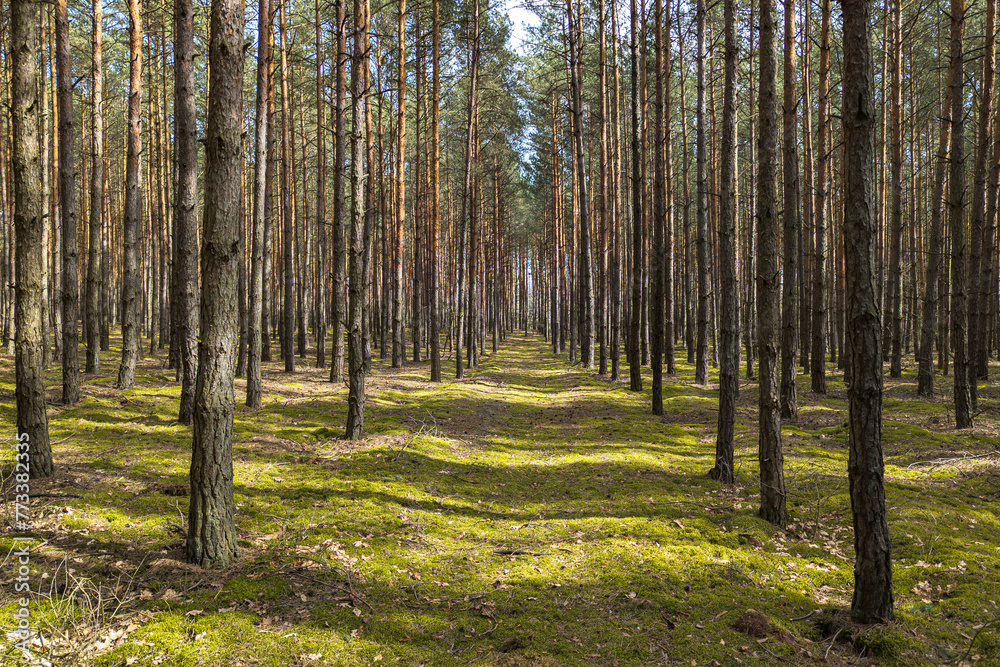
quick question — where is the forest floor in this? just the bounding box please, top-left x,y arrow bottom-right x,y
0,333 -> 999,667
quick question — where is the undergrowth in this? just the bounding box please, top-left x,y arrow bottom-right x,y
0,335 -> 998,666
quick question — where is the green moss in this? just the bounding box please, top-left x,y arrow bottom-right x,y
0,338 -> 998,666
222,576 -> 290,601
854,625 -> 915,661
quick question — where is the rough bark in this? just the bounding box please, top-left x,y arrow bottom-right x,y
651,0 -> 666,414
248,0 -> 272,408
917,39 -> 956,397
279,0 -> 294,373
567,0 -> 594,369
842,0 -> 894,622
175,0 -> 199,423
949,0 -> 972,428
711,0 -> 738,484
117,0 -> 143,390
331,0 -> 348,381
187,0 -> 244,569
86,0 -> 104,374
628,0 -> 643,392
393,0 -> 407,370
430,0 -> 442,382
810,0 -> 831,393
887,0 -> 904,378
12,0 -> 54,478
969,0 -> 996,395
345,0 -> 368,439
757,0 -> 787,527
457,0 -> 480,379
694,0 -> 710,385
56,0 -> 79,405
315,1 -> 327,370
779,0 -> 799,418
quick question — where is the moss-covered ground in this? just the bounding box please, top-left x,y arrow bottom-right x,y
0,334 -> 998,666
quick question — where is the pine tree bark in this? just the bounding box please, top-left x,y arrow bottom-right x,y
86,0 -> 104,374
430,0 -> 442,382
550,92 -> 562,356
175,0 -> 199,422
711,0 -> 738,484
457,0 -> 480,379
843,0 -> 894,622
949,0 -> 972,428
345,0 -> 368,439
810,0 -> 831,393
12,0 -> 54,478
331,0 -> 348,382
56,0 -> 78,405
262,63 -> 275,363
279,0 -> 295,373
392,0 -> 407,370
694,0 -> 710,385
651,0 -> 666,414
888,0 -> 904,378
757,0 -> 787,527
247,0 -> 271,408
117,0 -> 143,390
779,0 -> 800,418
188,0 -> 244,569
628,0 -> 643,392
981,52 -> 1000,384
663,2 -> 675,377
315,0 -> 327,370
567,0 -> 594,369
598,0 -> 609,377
917,35 -> 956,397
968,0 -> 996,394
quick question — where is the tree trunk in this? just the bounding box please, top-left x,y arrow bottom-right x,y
187,0 -> 244,569
917,33 -> 956,397
86,0 -> 104,374
430,0 -> 442,381
887,0 -> 904,378
117,0 -> 143,390
779,0 -> 800,418
175,0 -> 199,422
457,0 -> 480,379
345,0 -> 368,439
393,0 -> 407,370
968,0 -> 996,394
628,0 -> 642,392
279,0 -> 295,373
567,0 -> 594,369
949,0 -> 972,428
262,54 -> 275,364
842,0 -> 894,623
651,0 -> 666,414
315,0 -> 327,369
810,0 -> 831,393
56,0 -> 78,405
247,0 -> 271,408
982,42 -> 1000,385
711,0 -> 738,484
694,0 -> 710,385
757,0 -> 787,527
12,0 -> 54,477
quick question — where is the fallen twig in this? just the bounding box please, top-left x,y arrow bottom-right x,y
905,451 -> 999,470
824,627 -> 843,661
789,609 -> 822,622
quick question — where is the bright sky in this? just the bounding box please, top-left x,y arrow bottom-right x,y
501,0 -> 541,56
